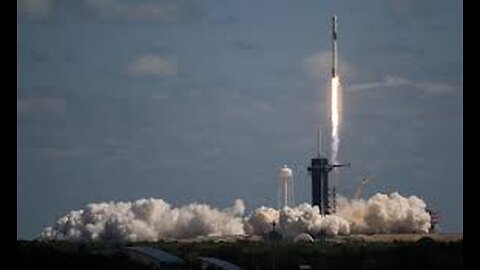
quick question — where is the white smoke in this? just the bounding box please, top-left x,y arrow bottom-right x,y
244,206 -> 279,235
42,192 -> 431,242
247,192 -> 430,237
42,198 -> 246,242
247,203 -> 350,237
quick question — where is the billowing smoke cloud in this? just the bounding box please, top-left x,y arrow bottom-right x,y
248,192 -> 430,237
42,198 -> 246,242
42,192 -> 431,242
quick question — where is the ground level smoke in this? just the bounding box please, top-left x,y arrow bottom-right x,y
42,192 -> 431,242
42,198 -> 246,242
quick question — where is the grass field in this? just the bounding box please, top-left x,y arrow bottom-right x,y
17,234 -> 462,270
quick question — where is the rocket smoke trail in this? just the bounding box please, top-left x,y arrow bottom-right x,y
331,14 -> 340,164
331,76 -> 340,164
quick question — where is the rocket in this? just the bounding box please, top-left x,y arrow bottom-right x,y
331,14 -> 338,78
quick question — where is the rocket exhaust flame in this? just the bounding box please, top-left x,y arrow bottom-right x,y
331,76 -> 340,164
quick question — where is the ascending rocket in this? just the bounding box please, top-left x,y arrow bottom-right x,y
331,14 -> 338,78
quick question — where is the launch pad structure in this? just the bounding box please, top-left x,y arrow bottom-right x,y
308,155 -> 349,215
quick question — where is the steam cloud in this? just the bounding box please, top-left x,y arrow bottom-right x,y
42,192 -> 431,242
42,198 -> 245,242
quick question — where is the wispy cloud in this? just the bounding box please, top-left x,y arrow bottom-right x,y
349,75 -> 458,95
17,0 -> 55,19
413,80 -> 458,95
84,0 -> 181,22
127,54 -> 178,77
17,98 -> 66,112
303,51 -> 458,96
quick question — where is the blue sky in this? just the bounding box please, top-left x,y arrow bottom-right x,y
17,0 -> 462,239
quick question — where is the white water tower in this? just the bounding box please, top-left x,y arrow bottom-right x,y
278,165 -> 294,208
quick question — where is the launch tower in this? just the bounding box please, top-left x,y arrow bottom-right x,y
308,155 -> 349,215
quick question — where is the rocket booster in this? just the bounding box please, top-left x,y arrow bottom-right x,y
332,14 -> 338,78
